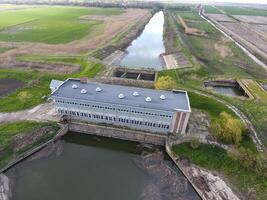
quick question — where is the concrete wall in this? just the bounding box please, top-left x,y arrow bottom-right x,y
69,122 -> 166,146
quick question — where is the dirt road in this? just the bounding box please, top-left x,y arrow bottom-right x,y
0,102 -> 59,123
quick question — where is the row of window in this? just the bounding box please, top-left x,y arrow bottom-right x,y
58,109 -> 170,129
55,99 -> 172,118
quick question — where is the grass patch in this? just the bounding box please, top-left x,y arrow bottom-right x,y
217,6 -> 267,16
0,6 -> 123,44
0,47 -> 12,53
240,79 -> 267,101
188,91 -> 235,118
0,121 -> 53,147
0,56 -> 103,112
176,12 -> 202,21
173,143 -> 267,200
0,121 -> 59,168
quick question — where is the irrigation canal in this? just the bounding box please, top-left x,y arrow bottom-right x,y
119,11 -> 165,70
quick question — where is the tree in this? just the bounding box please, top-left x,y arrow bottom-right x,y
211,112 -> 244,145
190,138 -> 200,149
155,76 -> 177,90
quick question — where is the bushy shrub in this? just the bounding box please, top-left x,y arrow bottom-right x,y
190,138 -> 200,149
155,76 -> 177,90
211,112 -> 244,145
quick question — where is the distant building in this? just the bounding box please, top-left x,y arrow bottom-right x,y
50,78 -> 191,135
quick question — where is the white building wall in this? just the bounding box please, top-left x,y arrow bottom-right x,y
54,97 -> 175,134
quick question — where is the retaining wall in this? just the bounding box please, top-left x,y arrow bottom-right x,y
69,122 -> 166,145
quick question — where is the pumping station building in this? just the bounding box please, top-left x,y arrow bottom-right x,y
50,78 -> 191,135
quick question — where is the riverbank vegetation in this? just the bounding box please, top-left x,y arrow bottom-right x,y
0,121 -> 60,169
173,143 -> 267,200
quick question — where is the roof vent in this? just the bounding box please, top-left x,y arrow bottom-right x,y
145,97 -> 152,102
160,94 -> 166,100
118,93 -> 125,99
96,87 -> 102,92
72,84 -> 78,89
81,89 -> 87,94
133,91 -> 139,96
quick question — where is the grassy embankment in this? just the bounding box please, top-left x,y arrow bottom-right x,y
161,10 -> 267,147
0,6 -> 123,44
160,9 -> 267,199
0,56 -> 103,112
0,121 -> 60,168
173,143 -> 267,200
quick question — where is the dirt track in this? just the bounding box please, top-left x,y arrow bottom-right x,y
0,9 -> 150,63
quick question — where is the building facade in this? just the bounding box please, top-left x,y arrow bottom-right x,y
51,79 -> 191,135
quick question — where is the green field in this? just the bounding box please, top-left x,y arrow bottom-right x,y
203,5 -> 221,14
204,5 -> 267,16
0,6 -> 123,44
217,6 -> 267,16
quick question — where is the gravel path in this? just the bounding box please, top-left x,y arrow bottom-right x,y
0,102 -> 59,124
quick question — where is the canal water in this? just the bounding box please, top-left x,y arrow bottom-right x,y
119,11 -> 165,69
10,133 -> 199,200
213,86 -> 244,97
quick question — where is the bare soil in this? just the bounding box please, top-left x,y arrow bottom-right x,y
177,15 -> 205,36
214,42 -> 233,58
0,61 -> 80,74
0,78 -> 25,97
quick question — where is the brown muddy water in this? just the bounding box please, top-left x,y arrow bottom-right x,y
6,132 -> 200,200
0,78 -> 25,97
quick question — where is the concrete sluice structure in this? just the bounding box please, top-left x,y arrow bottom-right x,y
50,78 -> 191,137
110,67 -> 157,88
204,79 -> 253,99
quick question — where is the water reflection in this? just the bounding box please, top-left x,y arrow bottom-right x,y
10,133 -> 199,200
119,11 -> 165,69
213,86 -> 244,97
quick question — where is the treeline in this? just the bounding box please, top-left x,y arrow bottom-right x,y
0,0 -> 165,9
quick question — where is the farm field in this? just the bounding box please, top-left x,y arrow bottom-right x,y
0,5 -> 149,64
205,12 -> 267,63
174,11 -> 266,79
0,6 -> 122,44
204,5 -> 267,16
